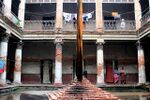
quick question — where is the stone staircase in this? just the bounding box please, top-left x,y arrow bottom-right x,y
46,78 -> 119,100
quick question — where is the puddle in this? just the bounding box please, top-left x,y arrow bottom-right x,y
0,90 -> 150,100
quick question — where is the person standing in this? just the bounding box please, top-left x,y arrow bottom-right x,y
120,67 -> 126,84
120,19 -> 126,29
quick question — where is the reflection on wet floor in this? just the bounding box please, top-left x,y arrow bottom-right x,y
0,91 -> 150,100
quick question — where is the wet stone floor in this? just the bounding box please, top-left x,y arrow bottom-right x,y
0,79 -> 150,100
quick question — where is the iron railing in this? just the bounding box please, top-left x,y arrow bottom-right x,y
24,20 -> 55,31
141,11 -> 150,26
104,20 -> 136,30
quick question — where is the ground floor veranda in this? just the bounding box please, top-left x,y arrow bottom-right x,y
0,36 -> 150,85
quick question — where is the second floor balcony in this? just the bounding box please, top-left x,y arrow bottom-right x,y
24,19 -> 136,32
0,0 -> 20,27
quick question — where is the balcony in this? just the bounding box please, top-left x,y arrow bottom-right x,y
24,20 -> 136,32
0,1 -> 20,27
0,0 -> 4,15
63,20 -> 96,32
104,20 -> 136,31
141,11 -> 150,26
24,20 -> 55,31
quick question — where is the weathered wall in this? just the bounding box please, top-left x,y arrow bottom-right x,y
22,42 -> 55,83
104,42 -> 138,83
62,41 -> 97,83
22,41 -> 138,84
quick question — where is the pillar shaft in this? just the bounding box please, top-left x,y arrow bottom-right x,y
54,40 -> 62,84
0,35 -> 9,85
14,42 -> 22,83
149,0 -> 150,11
95,0 -> 103,32
137,43 -> 146,84
3,0 -> 12,18
96,39 -> 104,84
55,0 -> 63,31
18,0 -> 26,28
134,0 -> 142,29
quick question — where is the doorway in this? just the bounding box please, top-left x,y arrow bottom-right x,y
40,59 -> 53,84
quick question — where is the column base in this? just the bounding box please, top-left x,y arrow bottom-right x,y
54,83 -> 63,86
137,83 -> 146,86
0,81 -> 7,87
96,83 -> 105,87
13,82 -> 22,85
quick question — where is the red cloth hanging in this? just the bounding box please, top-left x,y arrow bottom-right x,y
106,66 -> 114,83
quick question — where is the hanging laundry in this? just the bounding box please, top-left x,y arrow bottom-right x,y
63,12 -> 72,22
63,11 -> 93,22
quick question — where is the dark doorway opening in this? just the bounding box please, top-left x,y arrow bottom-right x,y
40,59 -> 53,84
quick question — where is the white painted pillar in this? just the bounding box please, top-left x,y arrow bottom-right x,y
149,0 -> 150,11
137,42 -> 146,84
54,38 -> 63,84
18,0 -> 26,28
96,39 -> 104,84
134,0 -> 142,29
13,41 -> 23,84
55,0 -> 63,32
13,94 -> 20,100
95,0 -> 103,32
0,34 -> 9,85
3,0 -> 12,18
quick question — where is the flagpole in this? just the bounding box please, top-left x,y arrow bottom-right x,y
76,0 -> 83,82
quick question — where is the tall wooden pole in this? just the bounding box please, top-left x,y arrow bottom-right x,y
76,0 -> 83,82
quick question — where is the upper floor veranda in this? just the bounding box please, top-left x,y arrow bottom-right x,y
0,0 -> 150,40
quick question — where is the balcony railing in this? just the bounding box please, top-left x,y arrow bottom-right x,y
24,20 -> 136,31
9,12 -> 20,27
0,0 -> 4,15
63,20 -> 95,32
0,0 -> 20,27
141,11 -> 150,26
24,20 -> 55,31
104,20 -> 135,30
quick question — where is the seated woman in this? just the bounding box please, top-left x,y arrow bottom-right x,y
114,73 -> 119,84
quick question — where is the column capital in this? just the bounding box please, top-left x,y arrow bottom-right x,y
54,37 -> 63,44
1,33 -> 11,42
55,28 -> 62,33
17,40 -> 23,49
96,39 -> 104,45
136,40 -> 143,48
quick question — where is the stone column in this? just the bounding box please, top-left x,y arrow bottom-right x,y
0,34 -> 9,85
13,41 -> 23,84
3,0 -> 12,18
18,0 -> 26,28
54,38 -> 63,84
137,41 -> 146,84
55,0 -> 63,32
149,0 -> 150,11
134,0 -> 142,29
96,39 -> 104,85
95,0 -> 103,32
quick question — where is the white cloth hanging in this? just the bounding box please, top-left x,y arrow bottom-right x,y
63,12 -> 93,22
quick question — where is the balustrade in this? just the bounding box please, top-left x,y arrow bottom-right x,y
104,20 -> 135,30
141,11 -> 150,26
24,20 -> 55,31
0,0 -> 4,15
24,20 -> 136,31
